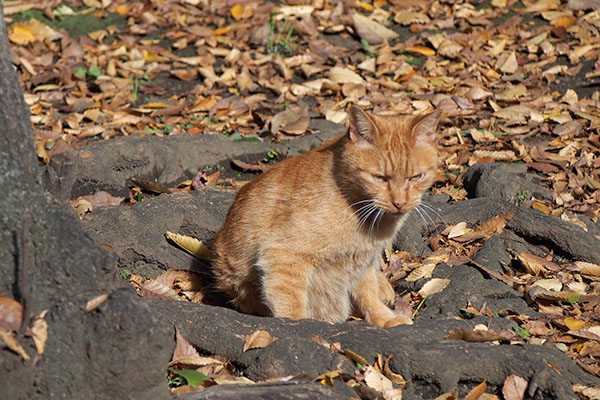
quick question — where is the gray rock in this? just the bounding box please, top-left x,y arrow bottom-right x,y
463,162 -> 552,202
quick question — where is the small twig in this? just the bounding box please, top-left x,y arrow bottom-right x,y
17,212 -> 33,336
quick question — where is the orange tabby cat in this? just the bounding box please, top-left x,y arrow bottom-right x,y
212,106 -> 441,328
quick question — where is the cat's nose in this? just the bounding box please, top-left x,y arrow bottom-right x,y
393,200 -> 406,211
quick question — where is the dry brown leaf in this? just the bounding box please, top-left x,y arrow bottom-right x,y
129,178 -> 172,194
155,270 -> 205,292
173,326 -> 201,361
270,105 -> 310,135
571,261 -> 600,278
0,330 -> 30,360
352,12 -> 398,44
447,222 -> 470,238
328,67 -> 366,85
502,375 -> 528,400
419,278 -> 450,298
363,366 -> 403,400
8,18 -> 62,45
132,275 -> 183,301
344,349 -> 368,365
394,10 -> 430,25
165,231 -> 211,259
242,330 -> 277,352
0,296 -> 24,332
405,262 -> 437,281
85,293 -> 109,312
31,310 -> 48,355
464,380 -> 487,400
445,328 -> 509,343
383,355 -> 407,386
514,251 -> 560,275
531,278 -> 562,292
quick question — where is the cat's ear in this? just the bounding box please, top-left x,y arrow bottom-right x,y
412,110 -> 442,143
348,105 -> 379,146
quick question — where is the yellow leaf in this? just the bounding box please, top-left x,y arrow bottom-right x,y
141,102 -> 169,109
314,369 -> 343,385
8,24 -> 36,45
405,46 -> 435,56
344,349 -> 368,365
165,231 -> 211,259
213,26 -> 231,36
564,318 -> 586,330
532,202 -> 550,215
36,140 -> 49,164
31,310 -> 48,355
230,4 -> 244,20
115,4 -> 131,15
242,330 -> 277,352
356,0 -> 374,11
555,16 -> 575,29
0,331 -> 30,360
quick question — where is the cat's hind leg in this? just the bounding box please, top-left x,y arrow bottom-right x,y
351,264 -> 412,328
257,249 -> 312,320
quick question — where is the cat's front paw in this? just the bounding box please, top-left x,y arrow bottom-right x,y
368,310 -> 413,328
383,314 -> 413,328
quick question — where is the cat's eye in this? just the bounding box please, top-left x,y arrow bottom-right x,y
410,173 -> 426,182
372,174 -> 388,182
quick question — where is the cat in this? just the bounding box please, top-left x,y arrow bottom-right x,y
211,105 -> 441,328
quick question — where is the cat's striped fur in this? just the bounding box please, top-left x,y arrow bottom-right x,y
211,106 -> 441,327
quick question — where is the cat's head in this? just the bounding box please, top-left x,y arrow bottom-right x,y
344,105 -> 441,216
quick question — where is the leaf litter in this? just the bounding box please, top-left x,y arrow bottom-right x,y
6,0 -> 600,395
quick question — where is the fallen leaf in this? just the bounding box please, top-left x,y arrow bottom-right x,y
464,380 -> 487,400
419,278 -> 450,298
0,330 -> 30,360
447,222 -> 470,238
564,317 -> 586,330
165,231 -> 211,259
328,67 -> 366,85
503,375 -> 528,400
405,45 -> 436,56
242,329 -> 278,352
31,310 -> 48,355
514,251 -> 560,275
352,12 -> 399,44
344,349 -> 368,365
129,178 -> 172,194
363,366 -> 403,400
173,327 -> 201,361
85,293 -> 109,312
270,105 -> 310,135
571,261 -> 600,278
0,296 -> 24,332
130,274 -> 183,301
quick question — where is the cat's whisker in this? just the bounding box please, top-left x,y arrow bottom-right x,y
350,199 -> 376,208
416,204 -> 442,235
419,202 -> 449,233
358,205 -> 378,231
369,209 -> 383,238
353,201 -> 376,218
420,202 -> 448,225
413,207 -> 433,232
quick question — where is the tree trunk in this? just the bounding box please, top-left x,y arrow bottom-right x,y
0,4 -> 172,399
